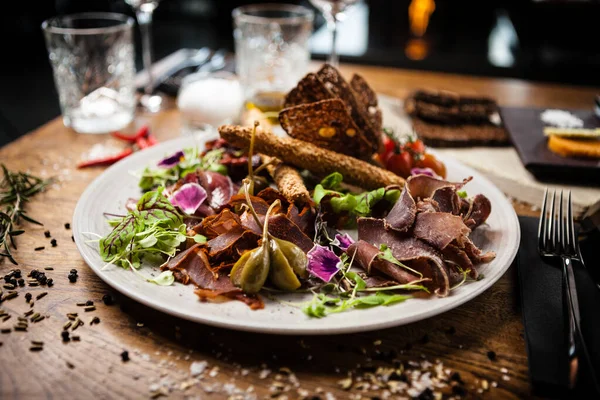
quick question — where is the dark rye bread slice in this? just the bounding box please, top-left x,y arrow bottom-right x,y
405,97 -> 496,125
411,118 -> 510,147
279,99 -> 368,159
283,72 -> 334,108
316,64 -> 381,154
350,73 -> 383,133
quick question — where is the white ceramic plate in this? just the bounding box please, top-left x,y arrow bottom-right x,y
73,134 -> 520,335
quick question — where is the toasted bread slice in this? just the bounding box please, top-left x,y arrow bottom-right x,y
548,135 -> 600,159
316,64 -> 381,154
350,74 -> 383,132
283,72 -> 334,108
279,99 -> 368,158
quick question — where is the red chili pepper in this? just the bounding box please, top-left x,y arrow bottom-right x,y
111,125 -> 149,142
136,136 -> 150,149
76,148 -> 134,169
146,134 -> 158,146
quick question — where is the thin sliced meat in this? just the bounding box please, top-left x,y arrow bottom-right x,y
464,239 -> 496,264
416,199 -> 439,213
384,188 -> 416,232
432,186 -> 460,214
267,214 -> 315,253
442,244 -> 477,279
348,240 -> 421,284
413,212 -> 471,250
202,171 -> 234,209
256,187 -> 290,210
226,194 -> 273,215
286,203 -> 316,238
164,243 -> 202,276
207,226 -> 260,259
407,174 -> 470,201
163,246 -> 264,309
358,218 -> 450,296
199,209 -> 242,238
465,194 -> 492,229
239,212 -> 315,254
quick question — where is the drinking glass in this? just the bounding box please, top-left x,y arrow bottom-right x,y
42,12 -> 136,134
309,0 -> 359,67
232,4 -> 314,115
124,0 -> 163,113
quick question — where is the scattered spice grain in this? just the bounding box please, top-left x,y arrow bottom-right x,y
50,238 -> 57,247
64,223 -> 70,230
121,350 -> 130,362
44,231 -> 51,238
36,292 -> 48,300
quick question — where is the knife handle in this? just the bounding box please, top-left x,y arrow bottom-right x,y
562,257 -> 600,394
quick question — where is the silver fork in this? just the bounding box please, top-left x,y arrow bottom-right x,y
538,189 -> 600,393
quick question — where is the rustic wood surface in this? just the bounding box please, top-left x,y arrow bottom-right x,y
1,63 -> 598,400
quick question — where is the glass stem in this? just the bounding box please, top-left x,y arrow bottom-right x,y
327,17 -> 339,67
136,10 -> 155,96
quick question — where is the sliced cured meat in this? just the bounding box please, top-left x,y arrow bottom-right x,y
442,244 -> 477,279
207,226 -> 260,259
348,240 -> 421,284
465,194 -> 492,229
432,186 -> 460,214
413,212 -> 471,250
384,188 -> 416,232
464,239 -> 496,264
357,218 -> 450,296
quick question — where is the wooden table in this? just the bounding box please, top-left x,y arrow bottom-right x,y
1,63 -> 598,400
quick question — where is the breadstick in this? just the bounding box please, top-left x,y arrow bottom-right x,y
261,155 -> 311,204
218,125 -> 405,190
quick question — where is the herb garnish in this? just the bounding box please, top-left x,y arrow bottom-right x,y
99,188 -> 206,273
138,147 -> 226,191
313,172 -> 400,218
0,164 -> 51,264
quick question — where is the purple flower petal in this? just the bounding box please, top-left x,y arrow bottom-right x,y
307,244 -> 343,282
157,150 -> 185,168
169,183 -> 207,215
332,233 -> 355,251
410,167 -> 439,178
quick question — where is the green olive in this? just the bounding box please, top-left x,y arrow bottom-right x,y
269,239 -> 301,291
272,237 -> 308,279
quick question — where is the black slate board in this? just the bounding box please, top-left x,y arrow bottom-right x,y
500,107 -> 600,185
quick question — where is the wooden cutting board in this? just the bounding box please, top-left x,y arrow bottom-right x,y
379,94 -> 600,220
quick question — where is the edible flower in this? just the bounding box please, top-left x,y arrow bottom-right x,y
410,167 -> 439,178
307,244 -> 343,282
169,183 -> 207,215
157,150 -> 185,168
332,233 -> 355,251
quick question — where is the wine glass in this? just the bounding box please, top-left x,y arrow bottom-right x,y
309,0 -> 360,67
124,0 -> 163,113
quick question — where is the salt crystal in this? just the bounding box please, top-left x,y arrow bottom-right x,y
259,369 -> 271,379
190,360 -> 208,377
541,109 -> 584,129
208,366 -> 219,377
502,375 -> 510,381
500,367 -> 508,374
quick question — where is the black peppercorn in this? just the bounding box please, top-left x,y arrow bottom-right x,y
102,294 -> 114,306
68,274 -> 77,283
3,275 -> 11,282
38,275 -> 47,285
70,269 -> 78,275
13,270 -> 21,278
50,238 -> 57,247
120,350 -> 129,362
25,293 -> 32,302
85,300 -> 94,306
44,231 -> 51,238
61,330 -> 70,342
18,279 -> 25,287
487,350 -> 497,361
47,278 -> 54,287
64,223 -> 70,230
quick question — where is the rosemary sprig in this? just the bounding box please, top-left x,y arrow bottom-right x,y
0,164 -> 52,265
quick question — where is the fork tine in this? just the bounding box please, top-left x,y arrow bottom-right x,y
538,188 -> 549,251
558,190 -> 565,253
549,190 -> 556,251
568,190 -> 577,255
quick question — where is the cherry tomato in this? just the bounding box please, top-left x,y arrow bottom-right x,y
386,151 -> 413,178
414,153 -> 447,179
404,139 -> 425,155
379,135 -> 396,161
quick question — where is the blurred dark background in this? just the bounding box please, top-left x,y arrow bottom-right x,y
1,0 -> 600,146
